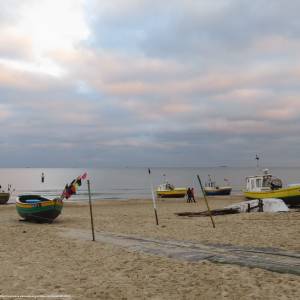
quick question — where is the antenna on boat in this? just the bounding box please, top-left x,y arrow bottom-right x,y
255,154 -> 260,169
163,174 -> 167,183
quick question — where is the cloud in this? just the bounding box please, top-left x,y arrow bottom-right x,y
0,104 -> 13,123
1,1 -> 300,166
0,0 -> 89,78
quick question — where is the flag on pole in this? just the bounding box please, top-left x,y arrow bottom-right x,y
61,172 -> 88,200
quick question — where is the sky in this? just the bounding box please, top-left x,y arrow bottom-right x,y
0,0 -> 300,167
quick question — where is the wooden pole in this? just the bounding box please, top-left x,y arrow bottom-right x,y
87,179 -> 95,241
148,168 -> 159,225
197,175 -> 216,228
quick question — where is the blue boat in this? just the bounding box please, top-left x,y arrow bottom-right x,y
204,175 -> 232,196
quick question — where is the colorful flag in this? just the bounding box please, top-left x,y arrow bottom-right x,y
61,172 -> 88,200
81,172 -> 87,180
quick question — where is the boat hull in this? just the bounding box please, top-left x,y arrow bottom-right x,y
0,193 -> 10,204
205,187 -> 232,196
156,188 -> 187,198
244,185 -> 300,207
16,195 -> 63,223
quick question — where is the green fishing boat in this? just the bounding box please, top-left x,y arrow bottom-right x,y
16,172 -> 87,223
16,195 -> 63,223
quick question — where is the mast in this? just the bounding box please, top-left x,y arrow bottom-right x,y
255,154 -> 260,169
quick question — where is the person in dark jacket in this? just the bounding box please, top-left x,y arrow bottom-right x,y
186,188 -> 192,203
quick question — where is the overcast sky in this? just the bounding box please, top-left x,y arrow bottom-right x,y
0,0 -> 299,167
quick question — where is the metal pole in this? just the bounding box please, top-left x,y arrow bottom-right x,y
197,175 -> 216,228
87,179 -> 95,241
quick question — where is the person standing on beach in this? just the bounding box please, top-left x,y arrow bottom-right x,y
41,172 -> 45,183
191,187 -> 196,202
186,188 -> 192,203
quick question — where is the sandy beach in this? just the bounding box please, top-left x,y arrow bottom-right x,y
1,195 -> 299,299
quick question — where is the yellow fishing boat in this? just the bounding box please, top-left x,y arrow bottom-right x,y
244,169 -> 300,207
156,182 -> 187,198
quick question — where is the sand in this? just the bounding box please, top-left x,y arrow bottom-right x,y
0,195 -> 299,299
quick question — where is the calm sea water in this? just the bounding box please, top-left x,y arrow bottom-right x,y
1,167 -> 300,203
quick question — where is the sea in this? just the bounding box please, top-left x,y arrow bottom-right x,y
1,167 -> 300,203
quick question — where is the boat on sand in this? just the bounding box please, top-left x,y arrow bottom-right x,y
244,169 -> 300,207
0,192 -> 10,204
16,172 -> 87,223
16,195 -> 63,223
156,182 -> 187,198
204,175 -> 232,196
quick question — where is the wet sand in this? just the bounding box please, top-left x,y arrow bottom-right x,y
0,195 -> 299,299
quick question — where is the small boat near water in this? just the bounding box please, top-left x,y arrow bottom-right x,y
244,169 -> 300,207
0,192 -> 10,204
156,182 -> 187,198
16,172 -> 87,223
204,176 -> 232,196
16,195 -> 63,223
0,184 -> 13,204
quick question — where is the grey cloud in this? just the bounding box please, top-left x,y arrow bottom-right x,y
138,1 -> 300,60
1,1 -> 300,166
86,0 -> 300,71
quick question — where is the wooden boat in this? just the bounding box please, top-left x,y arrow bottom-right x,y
156,182 -> 187,198
15,172 -> 87,223
16,195 -> 63,223
244,169 -> 300,207
204,176 -> 232,196
0,192 -> 10,204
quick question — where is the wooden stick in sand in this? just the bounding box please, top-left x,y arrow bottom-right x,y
87,179 -> 96,241
148,168 -> 159,225
196,175 -> 216,228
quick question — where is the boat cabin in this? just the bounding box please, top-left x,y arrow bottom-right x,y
157,182 -> 175,191
205,175 -> 217,188
206,179 -> 216,188
205,175 -> 230,189
245,169 -> 282,192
